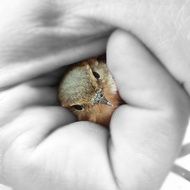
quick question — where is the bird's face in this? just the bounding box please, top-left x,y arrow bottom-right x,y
59,57 -> 120,126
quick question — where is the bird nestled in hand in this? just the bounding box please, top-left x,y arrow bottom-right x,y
58,55 -> 123,127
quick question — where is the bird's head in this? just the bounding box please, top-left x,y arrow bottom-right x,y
58,57 -> 116,123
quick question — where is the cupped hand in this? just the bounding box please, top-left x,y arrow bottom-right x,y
0,0 -> 113,88
0,1 -> 190,190
1,0 -> 190,95
0,29 -> 189,190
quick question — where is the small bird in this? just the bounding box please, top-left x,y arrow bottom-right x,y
58,56 -> 123,127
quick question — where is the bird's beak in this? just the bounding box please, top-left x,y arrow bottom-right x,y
99,96 -> 113,106
92,90 -> 113,106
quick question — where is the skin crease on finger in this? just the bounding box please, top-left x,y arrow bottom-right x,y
0,1 -> 190,190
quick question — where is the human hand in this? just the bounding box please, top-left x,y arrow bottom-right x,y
88,0 -> 190,96
1,0 -> 190,95
0,1 -> 190,190
0,0 -> 113,88
1,29 -> 189,190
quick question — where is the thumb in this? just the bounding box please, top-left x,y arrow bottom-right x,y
83,0 -> 190,98
106,30 -> 190,190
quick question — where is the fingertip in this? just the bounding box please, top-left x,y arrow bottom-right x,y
107,29 -> 134,71
106,29 -> 184,110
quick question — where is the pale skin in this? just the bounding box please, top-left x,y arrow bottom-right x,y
0,1 -> 190,190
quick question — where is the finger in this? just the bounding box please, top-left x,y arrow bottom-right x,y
0,36 -> 108,89
0,106 -> 76,185
0,84 -> 58,126
106,30 -> 190,189
1,120 -> 117,189
107,32 -> 188,111
0,106 -> 76,154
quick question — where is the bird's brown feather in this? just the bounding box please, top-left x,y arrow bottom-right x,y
58,56 -> 123,127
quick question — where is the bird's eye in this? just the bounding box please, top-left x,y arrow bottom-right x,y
72,105 -> 84,111
93,71 -> 100,79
